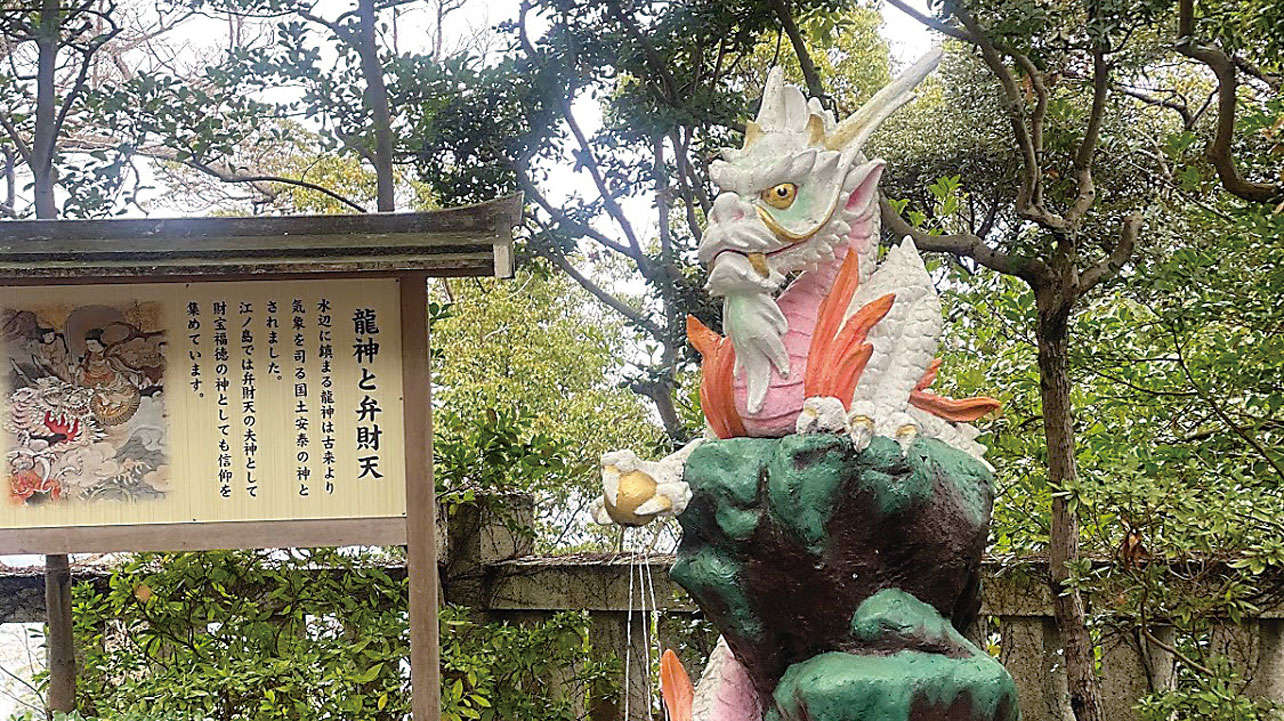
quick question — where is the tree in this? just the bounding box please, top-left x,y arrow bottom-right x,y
67,548 -> 615,720
857,1 -> 1282,718
0,1 -> 143,710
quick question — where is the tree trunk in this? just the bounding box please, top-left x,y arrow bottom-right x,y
355,0 -> 396,212
1036,287 -> 1103,721
32,0 -> 59,220
2,147 -> 15,217
45,554 -> 76,714
33,1 -> 77,712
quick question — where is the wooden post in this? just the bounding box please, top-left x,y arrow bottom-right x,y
400,272 -> 441,721
44,553 -> 75,712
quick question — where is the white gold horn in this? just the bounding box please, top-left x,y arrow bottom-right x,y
824,47 -> 944,152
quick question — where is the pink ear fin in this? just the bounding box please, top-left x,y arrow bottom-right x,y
844,160 -> 886,212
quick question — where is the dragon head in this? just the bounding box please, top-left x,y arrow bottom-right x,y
698,50 -> 942,412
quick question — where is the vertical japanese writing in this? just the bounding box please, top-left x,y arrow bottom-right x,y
317,299 -> 336,494
212,301 -> 232,498
239,302 -> 259,498
266,300 -> 282,381
293,299 -> 310,496
353,308 -> 382,481
187,301 -> 202,396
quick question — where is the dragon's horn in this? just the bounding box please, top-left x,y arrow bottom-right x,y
824,47 -> 943,152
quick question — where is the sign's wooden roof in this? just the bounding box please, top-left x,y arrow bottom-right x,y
0,194 -> 521,283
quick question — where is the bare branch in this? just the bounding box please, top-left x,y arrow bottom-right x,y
516,173 -> 644,262
949,2 -> 1064,230
1011,52 -> 1047,200
669,130 -> 705,242
139,148 -> 368,212
0,114 -> 32,163
542,248 -> 661,339
1065,44 -> 1109,224
1117,85 -> 1195,129
883,0 -> 971,43
1232,54 -> 1280,93
887,0 -> 1065,230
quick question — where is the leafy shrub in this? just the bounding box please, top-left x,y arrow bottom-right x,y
57,548 -> 613,720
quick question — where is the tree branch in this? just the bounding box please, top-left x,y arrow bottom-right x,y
149,151 -> 369,212
1080,213 -> 1141,291
542,248 -> 661,339
950,2 -> 1064,230
1065,42 -> 1109,224
880,194 -> 1049,284
516,172 -> 643,262
1170,323 -> 1284,485
604,0 -> 678,103
1,146 -> 15,217
1231,54 -> 1280,93
768,0 -> 825,104
0,114 -> 31,163
888,0 -> 1065,230
517,2 -> 646,259
1117,85 -> 1195,129
883,0 -> 971,43
1174,0 -> 1282,203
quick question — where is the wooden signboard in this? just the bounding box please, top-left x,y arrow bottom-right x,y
0,195 -> 521,721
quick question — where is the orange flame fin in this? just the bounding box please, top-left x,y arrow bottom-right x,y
688,315 -> 746,439
661,649 -> 694,721
909,391 -> 1001,422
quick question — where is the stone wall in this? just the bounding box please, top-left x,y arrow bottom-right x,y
448,504 -> 1284,721
3,501 -> 1282,720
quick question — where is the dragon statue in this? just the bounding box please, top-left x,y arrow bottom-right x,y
592,50 -> 1020,721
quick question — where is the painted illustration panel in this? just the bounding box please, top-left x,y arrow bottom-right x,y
0,279 -> 406,529
3,301 -> 169,507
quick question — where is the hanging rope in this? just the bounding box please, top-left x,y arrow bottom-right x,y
625,543 -> 636,721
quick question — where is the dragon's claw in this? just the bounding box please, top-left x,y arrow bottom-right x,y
846,401 -> 877,452
796,396 -> 847,435
595,440 -> 703,527
885,411 -> 920,455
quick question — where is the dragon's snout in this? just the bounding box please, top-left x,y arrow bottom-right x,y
708,191 -> 748,225
699,193 -> 789,297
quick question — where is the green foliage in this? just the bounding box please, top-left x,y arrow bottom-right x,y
430,268 -> 661,549
742,6 -> 891,116
68,548 -> 410,719
439,607 -> 615,721
929,183 -> 1284,718
55,548 -> 613,720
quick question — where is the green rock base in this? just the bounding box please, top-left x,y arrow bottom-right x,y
670,433 -> 1018,721
768,590 -> 1019,721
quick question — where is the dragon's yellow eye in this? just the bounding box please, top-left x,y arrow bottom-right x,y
760,183 -> 797,209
